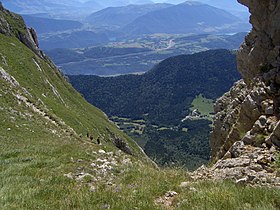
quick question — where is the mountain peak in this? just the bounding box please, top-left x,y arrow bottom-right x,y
180,1 -> 204,6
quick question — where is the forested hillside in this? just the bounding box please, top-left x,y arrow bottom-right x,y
69,49 -> 241,169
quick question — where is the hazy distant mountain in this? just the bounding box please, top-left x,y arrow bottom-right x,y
86,3 -> 172,28
159,0 -> 249,20
163,0 -> 184,4
132,0 -> 154,4
1,0 -> 103,19
2,0 -> 249,22
39,31 -> 110,50
206,0 -> 249,21
121,2 -> 247,36
163,0 -> 246,11
98,0 -> 155,7
96,0 -> 130,8
22,15 -> 83,34
208,0 -> 245,11
2,0 -> 81,14
2,0 -> 160,19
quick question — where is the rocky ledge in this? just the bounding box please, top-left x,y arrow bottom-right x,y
192,142 -> 280,188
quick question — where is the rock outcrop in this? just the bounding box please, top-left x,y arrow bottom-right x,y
196,0 -> 280,187
0,4 -> 42,57
192,142 -> 280,188
237,0 -> 280,82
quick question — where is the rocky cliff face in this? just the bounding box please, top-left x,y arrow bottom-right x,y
237,0 -> 280,82
0,3 -> 41,56
192,0 -> 280,187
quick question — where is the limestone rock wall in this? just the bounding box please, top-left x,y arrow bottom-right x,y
206,0 -> 280,186
211,0 -> 280,160
237,0 -> 280,82
0,4 -> 42,57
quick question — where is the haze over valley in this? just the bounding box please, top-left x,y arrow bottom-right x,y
2,0 -> 250,76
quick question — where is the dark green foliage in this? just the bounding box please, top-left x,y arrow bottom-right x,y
276,154 -> 280,169
69,49 -> 240,125
260,63 -> 273,73
144,120 -> 211,170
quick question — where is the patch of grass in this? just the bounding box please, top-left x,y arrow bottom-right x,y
182,127 -> 188,133
177,181 -> 280,210
254,134 -> 267,147
157,127 -> 172,131
276,153 -> 280,169
191,94 -> 214,117
0,9 -> 27,37
133,119 -> 146,124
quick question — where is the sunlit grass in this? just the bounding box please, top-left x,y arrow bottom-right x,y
191,94 -> 214,116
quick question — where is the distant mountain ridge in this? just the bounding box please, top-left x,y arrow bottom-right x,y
1,0 -> 157,19
22,15 -> 83,34
119,2 -> 248,35
86,3 -> 172,29
84,2 -> 250,39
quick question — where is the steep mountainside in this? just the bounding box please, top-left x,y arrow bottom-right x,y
121,2 -> 248,35
191,0 -> 280,188
0,3 -> 140,151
